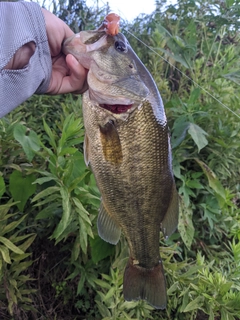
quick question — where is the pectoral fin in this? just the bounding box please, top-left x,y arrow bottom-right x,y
84,134 -> 90,167
97,202 -> 121,245
99,121 -> 123,165
161,184 -> 179,238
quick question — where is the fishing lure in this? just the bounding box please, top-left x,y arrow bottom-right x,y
98,13 -> 120,36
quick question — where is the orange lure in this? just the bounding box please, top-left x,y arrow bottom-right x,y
98,13 -> 120,36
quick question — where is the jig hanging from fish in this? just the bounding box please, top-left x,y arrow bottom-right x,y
97,12 -> 120,36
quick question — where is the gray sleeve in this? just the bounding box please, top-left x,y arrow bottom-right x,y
0,2 -> 52,118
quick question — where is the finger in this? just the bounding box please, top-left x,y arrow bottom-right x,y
59,54 -> 88,94
42,8 -> 74,56
64,23 -> 75,39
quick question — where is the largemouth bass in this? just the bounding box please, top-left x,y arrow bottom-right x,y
63,28 -> 179,309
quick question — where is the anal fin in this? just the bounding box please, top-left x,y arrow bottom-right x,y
97,202 -> 121,245
161,183 -> 179,238
123,259 -> 167,309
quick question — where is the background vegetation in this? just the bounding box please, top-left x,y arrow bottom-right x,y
1,0 -> 240,319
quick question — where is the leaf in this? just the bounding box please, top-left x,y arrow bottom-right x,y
95,300 -> 111,318
35,203 -> 61,219
13,124 -> 40,161
9,171 -> 36,211
167,281 -> 179,295
178,199 -> 195,249
73,197 -> 92,224
103,286 -> 116,302
11,260 -> 33,274
68,171 -> 90,192
179,265 -> 202,279
188,123 -> 208,152
33,176 -> 56,185
156,24 -> 173,38
18,275 -> 35,282
52,187 -> 71,239
223,70 -> 240,85
187,180 -> 203,189
19,234 -> 36,251
9,279 -> 17,289
183,296 -> 203,312
209,307 -> 214,320
189,88 -> 201,104
75,186 -> 101,208
2,214 -> 27,235
0,176 -> 6,198
77,274 -> 86,295
179,289 -> 190,312
59,147 -> 78,156
156,47 -> 190,68
90,236 -> 115,264
195,159 -> 226,200
33,193 -> 60,207
221,308 -> 235,320
11,253 -> 31,262
79,216 -> 88,254
71,236 -> 81,261
43,119 -> 57,149
0,236 -> 24,254
94,278 -> 111,289
171,116 -> 190,148
0,201 -> 19,219
220,282 -> 234,296
32,186 -> 60,202
0,245 -> 11,263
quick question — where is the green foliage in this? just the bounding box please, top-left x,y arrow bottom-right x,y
9,170 -> 36,211
31,112 -> 95,254
94,268 -> 155,320
0,202 -> 36,316
41,0 -> 109,32
1,0 -> 240,318
13,123 -> 40,162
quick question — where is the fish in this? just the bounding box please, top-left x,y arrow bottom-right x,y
63,25 -> 179,309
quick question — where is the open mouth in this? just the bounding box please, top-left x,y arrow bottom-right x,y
100,103 -> 133,114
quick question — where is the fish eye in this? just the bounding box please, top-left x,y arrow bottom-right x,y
115,40 -> 127,52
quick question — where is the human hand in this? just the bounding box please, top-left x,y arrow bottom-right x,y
41,8 -> 88,94
4,8 -> 87,95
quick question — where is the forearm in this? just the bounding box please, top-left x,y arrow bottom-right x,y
0,2 -> 51,118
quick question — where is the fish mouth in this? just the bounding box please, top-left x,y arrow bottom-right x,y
99,103 -> 133,114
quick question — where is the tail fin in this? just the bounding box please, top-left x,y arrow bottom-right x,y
123,259 -> 167,309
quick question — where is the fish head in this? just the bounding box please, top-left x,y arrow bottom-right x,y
63,31 -> 150,117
